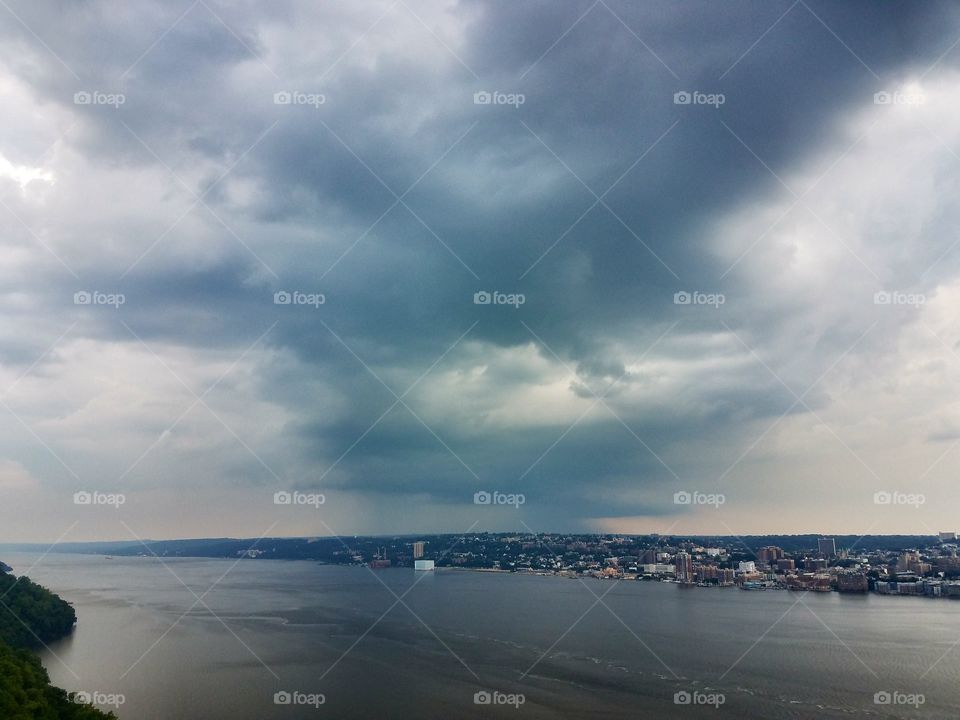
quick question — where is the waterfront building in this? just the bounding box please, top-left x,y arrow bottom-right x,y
695,565 -> 719,583
675,552 -> 694,584
836,572 -> 869,593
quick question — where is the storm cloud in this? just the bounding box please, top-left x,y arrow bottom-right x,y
1,0 -> 960,540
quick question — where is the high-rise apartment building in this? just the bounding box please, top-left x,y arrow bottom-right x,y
817,537 -> 836,558
675,551 -> 694,583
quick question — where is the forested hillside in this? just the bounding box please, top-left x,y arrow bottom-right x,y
0,565 -> 114,719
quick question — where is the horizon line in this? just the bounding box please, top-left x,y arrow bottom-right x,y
0,530 -> 952,546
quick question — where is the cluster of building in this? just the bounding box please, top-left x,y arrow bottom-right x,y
380,532 -> 960,600
641,541 -> 847,590
603,535 -> 960,599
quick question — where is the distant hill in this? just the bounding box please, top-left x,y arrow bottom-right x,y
662,534 -> 939,554
0,532 -> 939,561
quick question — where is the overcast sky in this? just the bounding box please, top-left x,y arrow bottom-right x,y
1,0 -> 960,542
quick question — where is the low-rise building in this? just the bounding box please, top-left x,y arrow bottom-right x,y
836,572 -> 868,593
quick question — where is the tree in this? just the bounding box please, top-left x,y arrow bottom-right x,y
0,567 -> 114,719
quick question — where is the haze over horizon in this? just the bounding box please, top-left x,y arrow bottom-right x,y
2,1 -> 960,543
0,530 -> 947,549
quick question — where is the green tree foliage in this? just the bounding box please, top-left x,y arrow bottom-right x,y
0,568 -> 115,719
0,643 -> 115,719
0,574 -> 77,649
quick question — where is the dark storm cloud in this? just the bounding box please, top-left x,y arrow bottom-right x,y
1,0 -> 959,537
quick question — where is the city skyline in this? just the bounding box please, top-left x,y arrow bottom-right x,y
10,530 -> 959,601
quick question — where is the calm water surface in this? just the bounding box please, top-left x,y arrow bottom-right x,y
7,553 -> 960,719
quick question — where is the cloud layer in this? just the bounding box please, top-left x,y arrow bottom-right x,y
1,0 -> 960,540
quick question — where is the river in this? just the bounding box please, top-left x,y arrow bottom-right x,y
5,553 -> 957,718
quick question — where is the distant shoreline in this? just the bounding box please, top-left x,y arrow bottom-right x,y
11,552 -> 956,603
